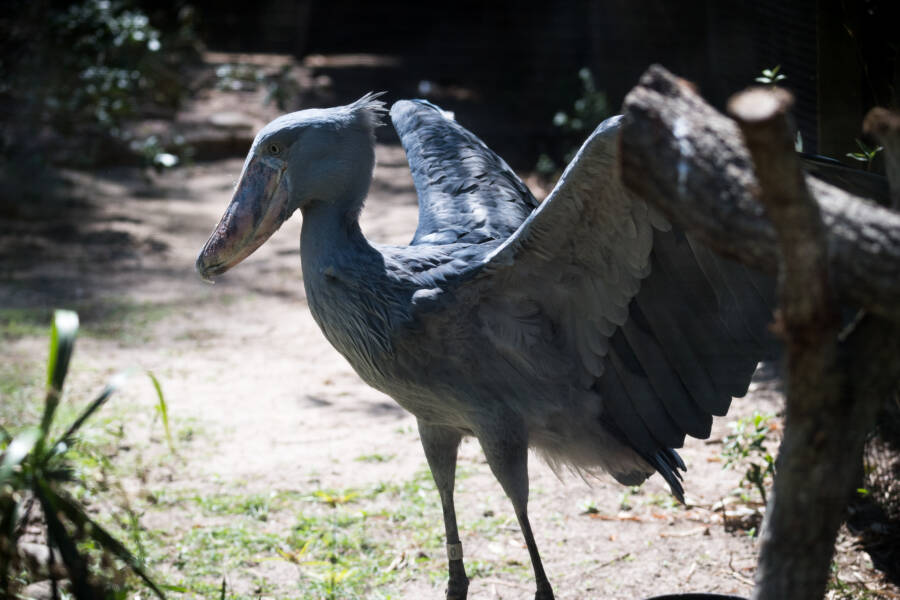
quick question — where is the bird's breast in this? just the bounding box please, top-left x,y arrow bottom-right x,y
304,267 -> 411,387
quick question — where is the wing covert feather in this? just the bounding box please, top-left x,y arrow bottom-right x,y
475,115 -> 661,387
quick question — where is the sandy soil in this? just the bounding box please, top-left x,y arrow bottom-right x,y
1,54 -> 896,600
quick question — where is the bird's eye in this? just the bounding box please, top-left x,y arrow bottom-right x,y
268,143 -> 282,155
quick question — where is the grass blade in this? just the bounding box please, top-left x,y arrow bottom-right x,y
147,371 -> 174,452
34,480 -> 94,600
41,310 -> 79,437
52,372 -> 128,455
0,427 -> 40,487
45,484 -> 166,599
0,496 -> 24,594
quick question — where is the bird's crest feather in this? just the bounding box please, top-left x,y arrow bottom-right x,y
348,92 -> 388,131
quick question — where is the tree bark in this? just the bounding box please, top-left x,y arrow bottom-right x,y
619,65 -> 900,325
618,64 -> 900,600
729,86 -> 845,600
863,107 -> 900,209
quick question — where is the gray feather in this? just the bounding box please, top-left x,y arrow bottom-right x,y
391,99 -> 539,245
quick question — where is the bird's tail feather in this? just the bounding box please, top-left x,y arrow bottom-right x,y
648,449 -> 686,503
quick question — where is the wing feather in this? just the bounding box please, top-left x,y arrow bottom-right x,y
390,99 -> 538,245
619,302 -> 711,439
608,330 -> 686,449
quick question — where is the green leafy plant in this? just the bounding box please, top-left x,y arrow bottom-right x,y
129,134 -> 187,172
579,498 -> 600,515
0,310 -> 168,598
2,0 -> 200,166
756,65 -> 787,85
752,65 -> 885,174
214,63 -> 263,92
846,138 -> 883,171
721,411 -> 778,505
537,68 -> 610,179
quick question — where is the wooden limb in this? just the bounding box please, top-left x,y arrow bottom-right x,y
729,87 -> 845,600
620,67 -> 777,271
860,106 -> 900,538
729,88 -> 838,339
619,63 -> 900,599
620,65 -> 900,324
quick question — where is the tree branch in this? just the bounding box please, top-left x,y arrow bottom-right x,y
729,86 -> 844,600
619,63 -> 900,600
863,107 -> 900,209
728,87 -> 838,340
619,65 -> 900,324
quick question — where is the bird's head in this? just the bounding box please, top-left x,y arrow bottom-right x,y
196,92 -> 387,282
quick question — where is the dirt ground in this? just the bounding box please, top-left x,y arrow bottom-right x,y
2,53 -> 897,600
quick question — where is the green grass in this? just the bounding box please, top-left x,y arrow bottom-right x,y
0,308 -> 52,339
0,295 -> 244,346
191,490 -> 306,520
76,300 -> 174,343
4,419 -> 525,600
0,300 -> 172,345
138,486 -> 403,599
354,453 -> 395,463
169,524 -> 284,576
130,465 -> 503,599
7,367 -> 445,600
0,361 -> 44,428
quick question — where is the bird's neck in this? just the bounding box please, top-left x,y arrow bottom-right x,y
299,194 -> 376,275
298,138 -> 376,267
298,192 -> 399,384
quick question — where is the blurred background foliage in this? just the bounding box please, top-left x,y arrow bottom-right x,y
0,0 -> 202,170
0,0 -> 897,178
535,67 -> 610,179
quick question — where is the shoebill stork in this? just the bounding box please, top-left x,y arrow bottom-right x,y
196,93 -> 776,600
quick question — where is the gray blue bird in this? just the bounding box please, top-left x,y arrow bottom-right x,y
196,93 -> 776,600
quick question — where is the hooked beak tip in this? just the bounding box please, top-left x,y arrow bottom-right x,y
195,255 -> 219,284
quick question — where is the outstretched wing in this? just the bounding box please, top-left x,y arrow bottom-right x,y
599,226 -> 774,497
423,115 -> 775,498
390,99 -> 539,245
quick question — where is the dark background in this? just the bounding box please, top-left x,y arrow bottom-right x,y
2,0 -> 897,171
184,0 -> 899,166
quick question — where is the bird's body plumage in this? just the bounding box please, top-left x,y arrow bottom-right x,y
299,100 -> 773,494
197,94 -> 776,599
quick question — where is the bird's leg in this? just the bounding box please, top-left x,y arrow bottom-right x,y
418,420 -> 468,600
478,424 -> 554,600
